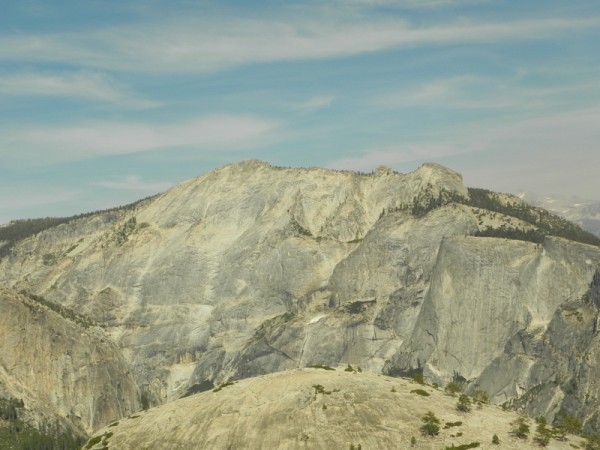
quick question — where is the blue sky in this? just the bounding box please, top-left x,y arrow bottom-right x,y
1,0 -> 599,223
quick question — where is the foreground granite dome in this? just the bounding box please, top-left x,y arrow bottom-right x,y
84,368 -> 586,450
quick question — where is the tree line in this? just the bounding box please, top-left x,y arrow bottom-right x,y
0,194 -> 158,258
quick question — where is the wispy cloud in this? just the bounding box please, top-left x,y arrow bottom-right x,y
91,175 -> 174,193
1,115 -> 280,166
327,106 -> 600,197
376,74 -> 600,111
0,187 -> 81,223
0,71 -> 158,108
376,75 -> 487,108
0,71 -> 157,108
1,16 -> 597,74
329,143 -> 474,171
325,0 -> 489,9
0,188 -> 79,210
293,95 -> 335,111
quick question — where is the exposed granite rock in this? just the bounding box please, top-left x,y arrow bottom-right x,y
0,289 -> 140,435
479,279 -> 600,433
84,368 -> 586,450
591,269 -> 600,308
1,160 -> 599,432
0,162 -> 470,404
384,236 -> 600,429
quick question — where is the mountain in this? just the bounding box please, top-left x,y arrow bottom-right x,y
518,191 -> 600,238
83,367 -> 586,450
1,160 -> 599,446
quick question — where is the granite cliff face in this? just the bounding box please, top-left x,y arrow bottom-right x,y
1,160 -> 599,438
0,289 -> 139,437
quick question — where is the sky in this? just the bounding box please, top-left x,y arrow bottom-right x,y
1,0 -> 599,223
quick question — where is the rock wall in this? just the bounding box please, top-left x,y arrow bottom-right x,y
0,161 -> 470,405
384,236 -> 600,429
1,160 -> 600,430
0,289 -> 140,434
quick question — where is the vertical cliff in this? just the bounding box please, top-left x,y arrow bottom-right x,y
0,289 -> 140,436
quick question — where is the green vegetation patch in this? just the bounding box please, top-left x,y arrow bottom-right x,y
253,312 -> 295,340
420,411 -> 440,437
213,381 -> 235,392
511,417 -> 530,439
313,384 -> 332,395
308,364 -> 336,371
399,184 -> 600,247
182,380 -> 215,397
411,389 -> 430,397
457,394 -> 472,412
343,363 -> 362,373
412,374 -> 425,384
19,290 -> 94,328
466,188 -> 600,247
0,421 -> 83,450
85,435 -> 103,449
290,217 -> 312,237
444,442 -> 480,449
84,430 -> 115,449
445,381 -> 463,396
0,194 -> 158,259
0,396 -> 83,450
344,300 -> 376,314
0,397 -> 23,421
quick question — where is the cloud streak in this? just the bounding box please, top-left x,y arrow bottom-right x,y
375,73 -> 600,113
1,16 -> 598,74
91,175 -> 174,193
293,95 -> 335,111
0,71 -> 157,108
1,115 -> 280,166
325,0 -> 489,9
0,188 -> 79,211
327,106 -> 600,197
329,143 -> 475,171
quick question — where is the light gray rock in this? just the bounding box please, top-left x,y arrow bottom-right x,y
384,236 -> 600,430
84,368 -> 586,450
1,160 -> 600,432
0,161 -> 469,404
0,289 -> 140,435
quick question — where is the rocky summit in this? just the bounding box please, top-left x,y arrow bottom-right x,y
1,160 -> 600,447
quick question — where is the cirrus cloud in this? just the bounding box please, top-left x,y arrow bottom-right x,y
91,175 -> 174,193
0,71 -> 158,108
1,16 -> 598,74
0,115 -> 280,167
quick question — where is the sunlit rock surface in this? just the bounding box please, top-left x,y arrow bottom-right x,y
1,160 -> 599,432
84,368 -> 585,450
0,289 -> 139,435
